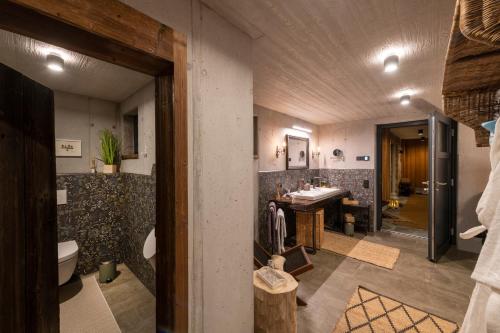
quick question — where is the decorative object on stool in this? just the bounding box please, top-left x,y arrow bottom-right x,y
98,260 -> 117,283
99,129 -> 120,174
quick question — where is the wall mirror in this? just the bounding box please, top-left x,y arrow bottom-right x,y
286,135 -> 309,170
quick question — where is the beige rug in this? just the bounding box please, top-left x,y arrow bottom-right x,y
60,276 -> 121,333
333,287 -> 459,333
321,232 -> 400,269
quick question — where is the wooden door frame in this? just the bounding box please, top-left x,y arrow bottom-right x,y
0,1 -> 188,332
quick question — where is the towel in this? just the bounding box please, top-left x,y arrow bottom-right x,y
275,208 -> 287,254
461,118 -> 500,332
267,202 -> 277,248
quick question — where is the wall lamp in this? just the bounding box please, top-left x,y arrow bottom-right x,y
312,146 -> 321,159
292,125 -> 312,133
276,141 -> 286,158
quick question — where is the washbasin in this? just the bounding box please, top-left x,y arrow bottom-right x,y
290,187 -> 341,201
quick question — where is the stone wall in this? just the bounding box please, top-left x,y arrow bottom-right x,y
57,168 -> 156,294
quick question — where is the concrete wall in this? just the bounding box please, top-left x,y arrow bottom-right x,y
119,1 -> 254,331
456,123 -> 490,253
119,81 -> 156,175
318,112 -> 428,169
255,104 -> 320,171
54,91 -> 119,174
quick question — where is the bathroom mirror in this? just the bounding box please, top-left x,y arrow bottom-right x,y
286,135 -> 309,170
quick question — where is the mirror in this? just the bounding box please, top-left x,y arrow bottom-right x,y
286,135 -> 309,170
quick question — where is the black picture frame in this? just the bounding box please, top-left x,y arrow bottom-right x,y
286,134 -> 309,170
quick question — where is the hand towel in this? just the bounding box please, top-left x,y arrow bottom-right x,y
275,208 -> 287,255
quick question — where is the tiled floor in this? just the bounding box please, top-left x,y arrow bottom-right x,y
297,231 -> 478,333
98,264 -> 156,333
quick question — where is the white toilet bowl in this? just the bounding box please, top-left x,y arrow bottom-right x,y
143,228 -> 156,271
58,240 -> 78,286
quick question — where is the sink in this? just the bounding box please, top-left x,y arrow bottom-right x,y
290,187 -> 341,201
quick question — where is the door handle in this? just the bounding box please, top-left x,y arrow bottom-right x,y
422,181 -> 429,185
436,181 -> 448,186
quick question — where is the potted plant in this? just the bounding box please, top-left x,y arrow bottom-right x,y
99,129 -> 120,174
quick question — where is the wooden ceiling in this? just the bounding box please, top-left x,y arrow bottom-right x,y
203,0 -> 456,124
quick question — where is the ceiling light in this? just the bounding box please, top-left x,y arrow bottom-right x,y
292,125 -> 312,133
46,54 -> 64,72
384,55 -> 399,73
400,95 -> 411,106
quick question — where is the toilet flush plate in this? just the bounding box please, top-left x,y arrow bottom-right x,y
57,189 -> 67,205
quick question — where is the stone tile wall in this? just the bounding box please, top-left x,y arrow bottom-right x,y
57,168 -> 156,294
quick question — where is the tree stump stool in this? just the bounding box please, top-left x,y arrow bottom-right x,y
254,270 -> 298,333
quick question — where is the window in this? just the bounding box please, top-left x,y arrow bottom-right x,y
122,109 -> 139,159
253,116 -> 259,159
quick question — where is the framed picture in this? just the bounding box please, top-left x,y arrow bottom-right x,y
55,139 -> 82,157
286,135 -> 309,170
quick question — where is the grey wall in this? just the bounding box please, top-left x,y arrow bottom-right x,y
57,170 -> 156,294
54,91 -> 119,174
119,80 -> 156,175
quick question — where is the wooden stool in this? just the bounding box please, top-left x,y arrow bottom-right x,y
254,270 -> 298,333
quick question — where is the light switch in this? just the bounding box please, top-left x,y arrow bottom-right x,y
57,189 -> 67,205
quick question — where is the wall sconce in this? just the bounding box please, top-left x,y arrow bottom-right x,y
276,141 -> 286,158
312,146 -> 321,159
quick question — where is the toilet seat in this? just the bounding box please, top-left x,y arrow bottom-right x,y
58,240 -> 78,264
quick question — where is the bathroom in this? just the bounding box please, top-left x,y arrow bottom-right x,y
0,29 -> 157,332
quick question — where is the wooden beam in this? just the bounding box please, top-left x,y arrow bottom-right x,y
9,0 -> 174,62
0,2 -> 172,76
173,31 -> 189,333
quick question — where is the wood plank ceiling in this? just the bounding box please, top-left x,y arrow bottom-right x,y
203,0 -> 456,124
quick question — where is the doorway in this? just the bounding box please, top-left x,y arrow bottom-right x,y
380,124 -> 429,239
0,1 -> 187,332
375,117 -> 457,262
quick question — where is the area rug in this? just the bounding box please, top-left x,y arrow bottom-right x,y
321,232 -> 400,269
59,275 -> 121,333
333,287 -> 459,333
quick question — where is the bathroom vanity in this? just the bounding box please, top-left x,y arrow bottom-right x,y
272,189 -> 350,254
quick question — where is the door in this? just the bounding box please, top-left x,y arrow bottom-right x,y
428,112 -> 454,262
0,63 -> 59,332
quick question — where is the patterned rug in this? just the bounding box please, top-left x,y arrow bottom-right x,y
333,287 -> 459,333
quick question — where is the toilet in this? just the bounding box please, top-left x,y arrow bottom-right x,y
143,228 -> 156,271
58,240 -> 78,286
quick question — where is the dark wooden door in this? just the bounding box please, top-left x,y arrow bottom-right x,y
0,63 -> 59,332
428,112 -> 454,262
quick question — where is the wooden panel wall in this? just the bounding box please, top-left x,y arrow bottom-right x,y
381,129 -> 391,201
401,139 -> 429,190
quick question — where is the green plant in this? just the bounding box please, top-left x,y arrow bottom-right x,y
99,129 -> 120,165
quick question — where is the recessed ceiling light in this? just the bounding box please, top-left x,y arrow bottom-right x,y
384,55 -> 399,73
292,125 -> 312,133
400,95 -> 411,106
46,54 -> 64,72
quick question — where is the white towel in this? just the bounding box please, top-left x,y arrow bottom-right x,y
275,208 -> 287,255
461,118 -> 500,332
